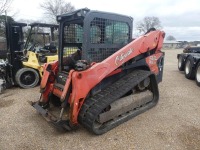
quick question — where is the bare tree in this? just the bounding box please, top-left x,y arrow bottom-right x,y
0,15 -> 14,37
166,35 -> 176,41
0,0 -> 12,15
40,0 -> 75,23
136,16 -> 162,34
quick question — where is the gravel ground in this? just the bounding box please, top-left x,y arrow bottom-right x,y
0,49 -> 200,150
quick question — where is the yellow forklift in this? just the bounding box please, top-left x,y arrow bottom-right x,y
0,22 -> 58,91
16,23 -> 59,88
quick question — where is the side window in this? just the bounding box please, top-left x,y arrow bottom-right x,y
89,18 -> 130,44
90,25 -> 101,43
105,22 -> 129,44
87,18 -> 130,62
113,22 -> 129,44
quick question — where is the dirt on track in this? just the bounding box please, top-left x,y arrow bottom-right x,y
0,49 -> 200,150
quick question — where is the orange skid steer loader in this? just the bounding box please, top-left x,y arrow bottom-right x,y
31,8 -> 165,134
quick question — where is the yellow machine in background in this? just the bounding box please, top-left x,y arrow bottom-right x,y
15,23 -> 59,88
2,22 -> 78,89
22,51 -> 58,77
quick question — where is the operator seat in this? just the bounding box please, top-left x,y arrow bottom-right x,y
63,49 -> 82,71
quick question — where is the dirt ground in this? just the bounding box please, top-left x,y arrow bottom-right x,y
0,49 -> 200,150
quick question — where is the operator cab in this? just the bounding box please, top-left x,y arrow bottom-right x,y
57,8 -> 133,72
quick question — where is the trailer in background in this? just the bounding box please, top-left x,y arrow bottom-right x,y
177,46 -> 200,86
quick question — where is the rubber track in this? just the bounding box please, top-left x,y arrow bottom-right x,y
78,70 -> 153,135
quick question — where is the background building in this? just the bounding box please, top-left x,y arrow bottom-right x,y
163,40 -> 181,49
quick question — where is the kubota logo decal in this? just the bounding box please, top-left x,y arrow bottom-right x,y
115,48 -> 133,66
149,56 -> 157,64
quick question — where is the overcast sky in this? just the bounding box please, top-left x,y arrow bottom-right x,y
10,0 -> 200,41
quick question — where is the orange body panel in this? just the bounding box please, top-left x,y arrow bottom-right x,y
40,61 -> 58,102
60,70 -> 74,102
146,52 -> 163,75
53,87 -> 63,98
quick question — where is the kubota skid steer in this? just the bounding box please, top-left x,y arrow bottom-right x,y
31,8 -> 165,134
